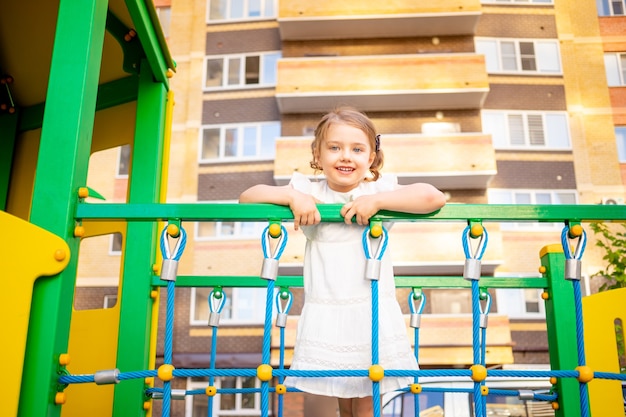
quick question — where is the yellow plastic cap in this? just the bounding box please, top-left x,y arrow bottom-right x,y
167,224 -> 180,237
368,364 -> 385,382
157,364 -> 175,381
470,364 -> 487,382
470,224 -> 484,238
257,364 -> 273,381
58,353 -> 71,366
268,223 -> 282,238
576,365 -> 594,383
370,224 -> 383,238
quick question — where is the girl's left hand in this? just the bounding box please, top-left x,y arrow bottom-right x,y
340,195 -> 380,225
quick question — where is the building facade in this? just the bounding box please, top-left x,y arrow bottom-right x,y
76,1 -> 626,416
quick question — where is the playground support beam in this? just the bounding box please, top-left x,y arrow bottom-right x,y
0,111 -> 18,210
112,60 -> 168,417
541,244 -> 586,417
19,0 -> 109,416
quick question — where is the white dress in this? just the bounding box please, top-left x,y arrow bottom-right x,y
284,172 -> 418,398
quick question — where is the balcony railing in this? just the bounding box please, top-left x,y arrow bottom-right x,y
275,54 -> 489,113
273,133 -> 496,190
278,0 -> 482,40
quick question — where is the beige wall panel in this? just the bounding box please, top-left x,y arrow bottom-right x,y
279,0 -> 481,17
275,134 -> 496,177
277,54 -> 488,93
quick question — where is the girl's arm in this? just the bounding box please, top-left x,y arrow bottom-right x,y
239,184 -> 321,230
340,183 -> 446,225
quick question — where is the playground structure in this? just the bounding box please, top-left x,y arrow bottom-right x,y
2,2 -> 626,417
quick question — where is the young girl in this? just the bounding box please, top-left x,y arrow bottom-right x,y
239,107 -> 446,417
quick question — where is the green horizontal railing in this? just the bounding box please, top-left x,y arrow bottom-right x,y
76,202 -> 626,223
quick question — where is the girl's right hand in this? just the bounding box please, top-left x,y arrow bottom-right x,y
289,190 -> 321,230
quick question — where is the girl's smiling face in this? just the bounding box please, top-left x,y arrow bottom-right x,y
315,122 -> 376,193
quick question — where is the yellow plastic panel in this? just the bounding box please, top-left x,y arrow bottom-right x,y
582,287 -> 626,416
0,210 -> 70,416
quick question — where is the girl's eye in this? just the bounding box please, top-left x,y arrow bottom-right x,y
353,148 -> 363,153
329,146 -> 339,151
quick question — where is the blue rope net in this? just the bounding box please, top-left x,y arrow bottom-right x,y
55,222 -> 626,417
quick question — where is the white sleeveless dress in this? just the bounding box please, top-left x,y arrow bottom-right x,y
284,172 -> 418,398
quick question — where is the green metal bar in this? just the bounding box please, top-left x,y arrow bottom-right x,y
75,202 -> 626,222
541,245 -> 582,417
112,60 -> 167,417
0,111 -> 18,210
19,0 -> 109,416
125,0 -> 174,84
106,10 -> 144,75
150,275 -> 549,289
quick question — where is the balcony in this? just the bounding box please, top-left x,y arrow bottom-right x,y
273,133 -> 497,190
275,54 -> 489,113
278,0 -> 482,40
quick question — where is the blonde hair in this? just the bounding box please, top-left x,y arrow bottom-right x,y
310,107 -> 384,181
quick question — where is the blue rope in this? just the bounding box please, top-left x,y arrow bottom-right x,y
561,225 -> 591,417
163,279 -> 175,416
462,225 -> 488,260
363,225 -> 388,415
261,224 -> 288,259
462,225 -> 489,417
362,226 -> 389,261
159,226 -> 187,261
260,225 -> 286,417
159,225 -> 187,417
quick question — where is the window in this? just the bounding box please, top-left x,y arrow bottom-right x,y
207,0 -> 277,23
616,127 -> 626,162
117,144 -> 131,177
199,122 -> 279,162
597,0 -> 626,16
482,0 -> 552,3
185,376 -> 264,417
190,287 -> 269,325
104,295 -> 118,309
604,53 -> 626,86
495,275 -> 546,319
110,232 -> 123,255
156,6 -> 171,38
476,38 -> 561,75
196,220 -> 267,240
488,189 -> 578,230
204,52 -> 280,90
482,111 -> 571,150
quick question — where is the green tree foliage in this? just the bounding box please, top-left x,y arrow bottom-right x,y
589,222 -> 626,291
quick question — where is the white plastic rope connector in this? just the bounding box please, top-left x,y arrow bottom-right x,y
260,224 -> 288,281
208,289 -> 226,327
408,290 -> 426,329
159,225 -> 187,282
462,225 -> 488,281
362,226 -> 388,281
479,292 -> 492,329
561,226 -> 587,281
275,289 -> 293,328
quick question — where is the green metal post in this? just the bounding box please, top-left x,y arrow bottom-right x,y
112,61 -> 167,416
19,0 -> 109,416
0,111 -> 18,210
541,244 -> 583,417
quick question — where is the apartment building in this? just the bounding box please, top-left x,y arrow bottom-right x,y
76,1 -> 626,416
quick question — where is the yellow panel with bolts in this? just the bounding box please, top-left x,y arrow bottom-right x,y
582,287 -> 626,417
0,211 -> 70,417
